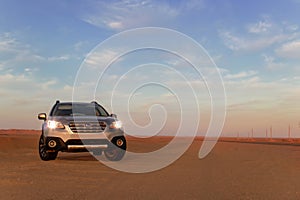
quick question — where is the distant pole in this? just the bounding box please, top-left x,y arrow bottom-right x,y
270,126 -> 273,141
251,128 -> 254,140
288,124 -> 291,141
266,128 -> 268,139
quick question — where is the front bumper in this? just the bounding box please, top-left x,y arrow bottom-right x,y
42,124 -> 125,152
45,137 -> 112,152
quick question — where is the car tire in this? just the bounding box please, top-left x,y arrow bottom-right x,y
39,134 -> 58,161
104,136 -> 126,161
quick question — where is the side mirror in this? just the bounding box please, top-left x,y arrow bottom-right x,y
110,113 -> 117,118
38,113 -> 47,121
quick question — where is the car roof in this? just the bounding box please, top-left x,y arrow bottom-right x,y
54,100 -> 100,104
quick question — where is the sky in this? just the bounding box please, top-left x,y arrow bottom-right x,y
0,0 -> 300,138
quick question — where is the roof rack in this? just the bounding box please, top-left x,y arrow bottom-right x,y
55,100 -> 60,104
91,101 -> 100,106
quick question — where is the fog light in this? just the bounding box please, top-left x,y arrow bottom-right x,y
116,139 -> 124,147
48,140 -> 57,148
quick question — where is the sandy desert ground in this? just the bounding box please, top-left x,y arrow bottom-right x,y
1,130 -> 300,200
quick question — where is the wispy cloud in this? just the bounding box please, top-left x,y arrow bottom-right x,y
224,70 -> 258,79
220,30 -> 289,51
0,32 -> 78,75
0,32 -> 44,72
81,0 -> 204,30
84,49 -> 121,68
0,32 -> 19,53
0,72 -> 73,105
48,55 -> 70,62
262,54 -> 286,70
246,17 -> 272,34
74,41 -> 90,51
219,17 -> 299,52
0,73 -> 56,92
183,0 -> 205,10
227,100 -> 267,111
275,40 -> 300,59
0,72 -> 74,129
223,69 -> 300,118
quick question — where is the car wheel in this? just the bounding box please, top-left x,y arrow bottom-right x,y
39,134 -> 58,161
104,136 -> 126,161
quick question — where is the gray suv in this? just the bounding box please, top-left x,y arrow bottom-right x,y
38,100 -> 126,161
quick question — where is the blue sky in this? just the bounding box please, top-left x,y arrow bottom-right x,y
0,0 -> 300,137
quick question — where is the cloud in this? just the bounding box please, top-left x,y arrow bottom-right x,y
275,40 -> 300,59
0,72 -> 74,108
0,32 -> 19,53
220,17 -> 299,52
0,71 -> 75,129
262,54 -> 286,70
224,68 -> 287,90
0,32 -> 37,57
84,49 -> 121,68
0,32 -> 45,72
0,31 -> 86,80
285,24 -> 299,32
81,0 -> 203,30
224,70 -> 258,79
220,30 -> 288,51
227,100 -> 267,111
223,69 -> 300,120
74,41 -> 89,51
0,73 -> 57,92
24,67 -> 39,74
107,21 -> 124,30
247,18 -> 272,34
184,0 -> 205,10
48,55 -> 70,61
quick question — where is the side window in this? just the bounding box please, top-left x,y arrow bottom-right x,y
96,105 -> 109,116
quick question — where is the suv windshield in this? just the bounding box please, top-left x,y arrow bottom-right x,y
52,103 -> 109,117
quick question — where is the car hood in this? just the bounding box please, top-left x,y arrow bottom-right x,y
48,116 -> 116,125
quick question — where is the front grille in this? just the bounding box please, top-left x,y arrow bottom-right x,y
68,121 -> 106,133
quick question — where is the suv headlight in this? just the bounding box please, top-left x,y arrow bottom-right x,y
47,120 -> 65,129
110,121 -> 122,129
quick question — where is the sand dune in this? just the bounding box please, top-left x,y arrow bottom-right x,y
1,130 -> 300,199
